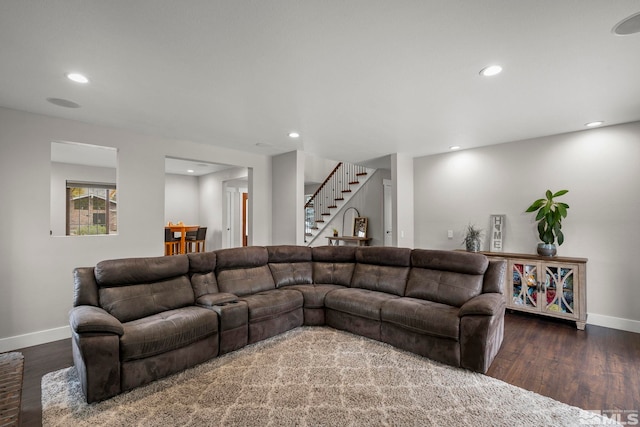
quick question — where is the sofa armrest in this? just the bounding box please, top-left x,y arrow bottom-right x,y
458,293 -> 505,317
69,305 -> 124,335
196,292 -> 239,308
459,293 -> 506,373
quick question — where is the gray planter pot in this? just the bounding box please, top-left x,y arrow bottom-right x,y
466,240 -> 481,252
537,243 -> 557,257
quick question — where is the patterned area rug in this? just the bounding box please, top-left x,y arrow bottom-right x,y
1,352 -> 24,426
42,327 -> 611,426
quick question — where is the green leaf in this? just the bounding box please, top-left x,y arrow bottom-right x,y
525,199 -> 545,212
557,230 -> 565,245
535,210 -> 545,221
537,221 -> 546,240
553,189 -> 568,198
545,189 -> 553,200
546,212 -> 554,224
557,204 -> 567,218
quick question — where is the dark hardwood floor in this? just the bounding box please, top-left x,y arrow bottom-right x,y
14,312 -> 640,426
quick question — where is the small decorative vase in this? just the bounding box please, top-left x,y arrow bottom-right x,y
537,243 -> 557,257
466,240 -> 481,252
333,230 -> 338,237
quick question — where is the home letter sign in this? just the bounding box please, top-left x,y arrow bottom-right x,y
489,215 -> 505,252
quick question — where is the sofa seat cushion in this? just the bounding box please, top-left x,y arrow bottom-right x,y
287,284 -> 346,308
239,289 -> 303,323
381,298 -> 460,340
120,306 -> 218,362
325,288 -> 400,321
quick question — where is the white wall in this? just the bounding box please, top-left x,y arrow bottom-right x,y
272,151 -> 305,245
164,174 -> 200,225
304,152 -> 339,184
392,153 -> 414,248
413,121 -> 640,332
0,107 -> 272,351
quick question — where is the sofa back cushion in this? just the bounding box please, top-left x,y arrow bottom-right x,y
187,252 -> 219,298
94,255 -> 193,323
351,247 -> 411,296
484,259 -> 506,294
267,246 -> 312,288
312,246 -> 356,286
215,246 -> 275,296
406,249 -> 489,307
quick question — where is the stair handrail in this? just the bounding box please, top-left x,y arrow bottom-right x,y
304,162 -> 343,209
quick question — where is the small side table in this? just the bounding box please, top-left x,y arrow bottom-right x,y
326,236 -> 371,246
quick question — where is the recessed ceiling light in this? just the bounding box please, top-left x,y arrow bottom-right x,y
288,132 -> 300,138
479,65 -> 502,77
449,145 -> 461,150
585,121 -> 604,127
66,73 -> 89,84
187,169 -> 195,173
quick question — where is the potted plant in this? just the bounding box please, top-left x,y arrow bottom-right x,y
525,189 -> 569,256
462,224 -> 483,252
332,228 -> 339,237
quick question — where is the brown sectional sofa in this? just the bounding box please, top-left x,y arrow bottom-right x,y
69,245 -> 506,403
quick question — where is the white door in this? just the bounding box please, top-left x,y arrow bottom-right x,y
225,190 -> 233,248
383,179 -> 393,246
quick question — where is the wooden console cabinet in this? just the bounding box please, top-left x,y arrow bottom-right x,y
480,252 -> 587,330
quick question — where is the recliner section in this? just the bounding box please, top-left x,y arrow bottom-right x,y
69,245 -> 506,403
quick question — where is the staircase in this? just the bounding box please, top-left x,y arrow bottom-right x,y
304,162 -> 374,245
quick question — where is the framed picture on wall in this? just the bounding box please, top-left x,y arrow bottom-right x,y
353,217 -> 368,237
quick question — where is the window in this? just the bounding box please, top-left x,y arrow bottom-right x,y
66,181 -> 117,235
51,141 -> 117,237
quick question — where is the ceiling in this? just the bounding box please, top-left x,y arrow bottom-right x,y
2,1 -> 640,163
165,157 -> 236,176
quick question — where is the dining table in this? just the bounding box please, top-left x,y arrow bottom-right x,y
165,224 -> 199,254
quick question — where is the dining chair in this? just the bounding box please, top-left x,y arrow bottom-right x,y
186,227 -> 207,253
164,228 -> 181,256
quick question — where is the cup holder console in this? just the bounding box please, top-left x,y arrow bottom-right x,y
214,300 -> 239,307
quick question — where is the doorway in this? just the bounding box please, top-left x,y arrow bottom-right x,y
242,192 -> 248,246
223,179 -> 248,248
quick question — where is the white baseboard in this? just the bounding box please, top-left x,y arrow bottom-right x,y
587,313 -> 640,334
0,325 -> 71,353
